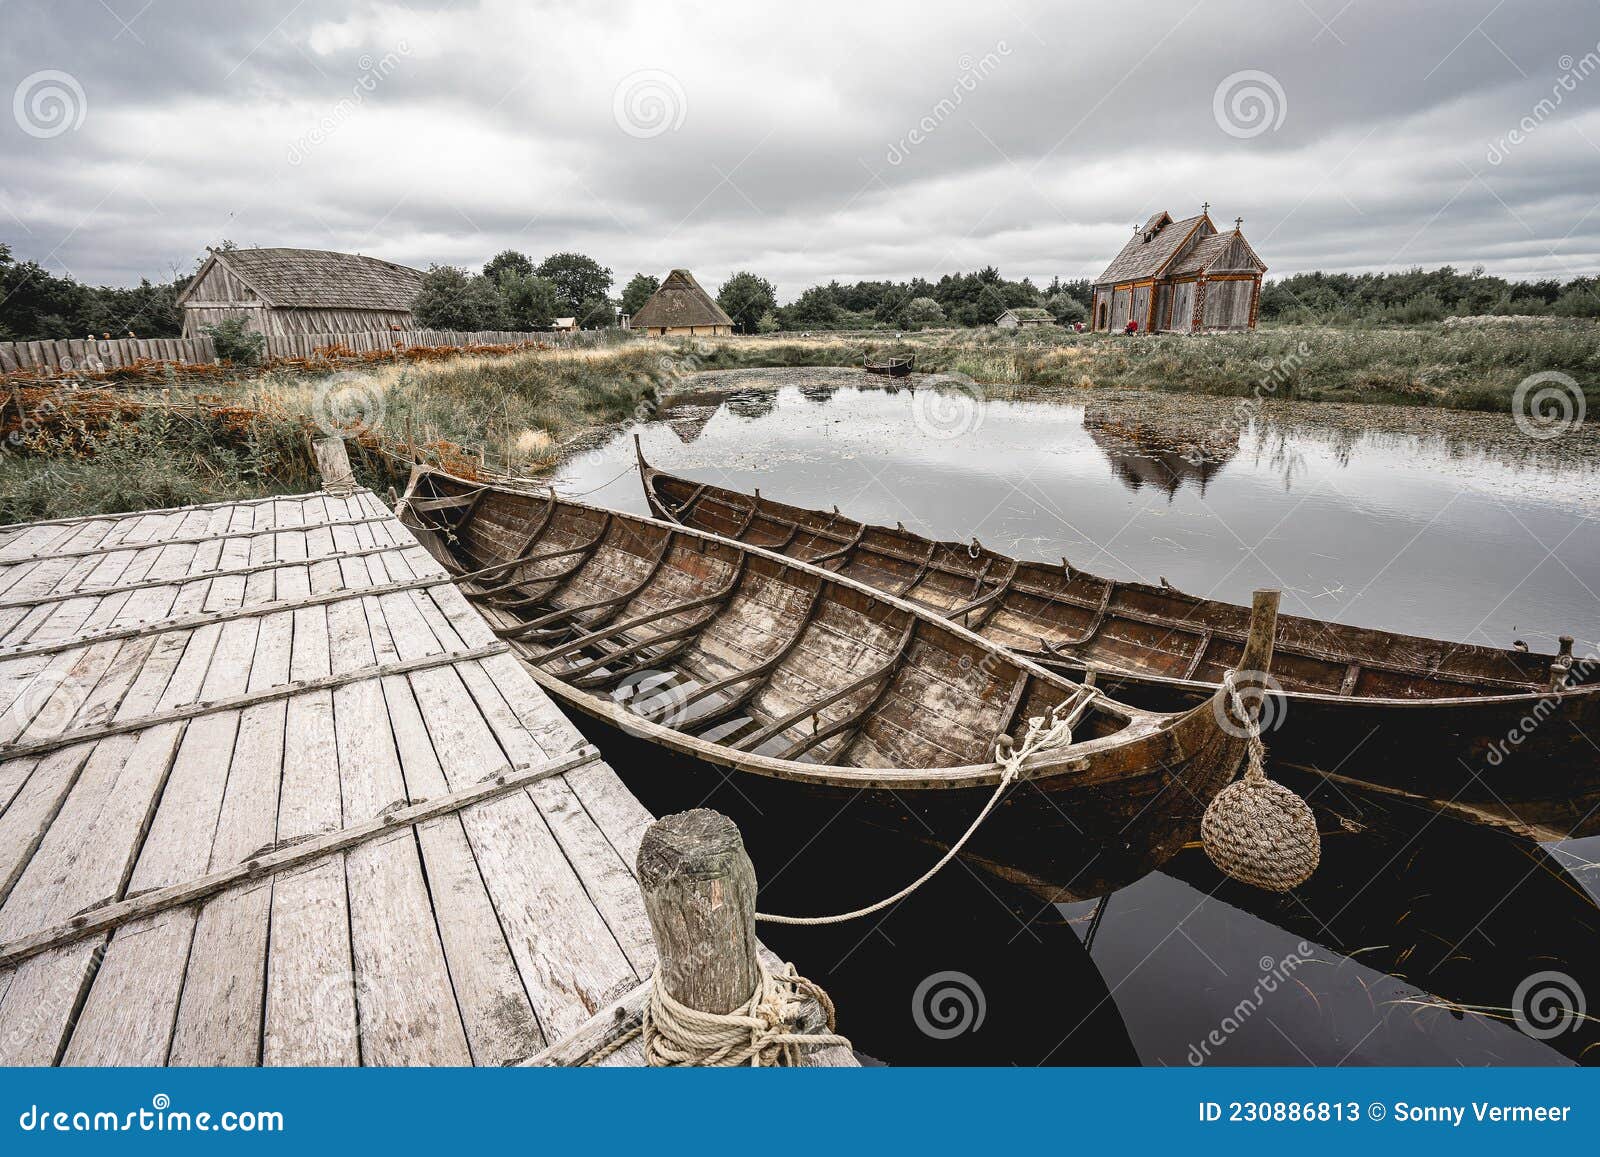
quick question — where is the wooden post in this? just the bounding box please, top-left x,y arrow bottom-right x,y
312,434 -> 358,495
637,808 -> 761,1016
1235,589 -> 1282,724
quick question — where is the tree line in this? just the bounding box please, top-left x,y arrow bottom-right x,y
2,239 -> 1597,343
385,257 -> 1084,332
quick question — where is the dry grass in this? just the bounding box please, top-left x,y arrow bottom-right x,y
1,343 -> 674,521
666,321 -> 1600,411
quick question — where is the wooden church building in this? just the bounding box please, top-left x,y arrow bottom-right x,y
179,246 -> 426,339
1090,206 -> 1266,333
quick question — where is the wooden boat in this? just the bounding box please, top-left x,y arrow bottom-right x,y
864,355 -> 914,377
636,444 -> 1600,838
398,466 -> 1284,890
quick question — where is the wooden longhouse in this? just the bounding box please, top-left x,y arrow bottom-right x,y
1090,207 -> 1266,333
178,247 -> 427,340
995,307 -> 1056,329
627,269 -> 735,336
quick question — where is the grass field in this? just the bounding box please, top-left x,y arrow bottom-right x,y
680,321 -> 1600,412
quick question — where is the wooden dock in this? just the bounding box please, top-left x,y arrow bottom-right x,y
0,485 -> 853,1066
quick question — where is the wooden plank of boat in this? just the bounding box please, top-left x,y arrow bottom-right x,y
399,465 -> 1284,889
635,445 -> 1600,837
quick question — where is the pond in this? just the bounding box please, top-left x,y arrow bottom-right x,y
548,367 -> 1600,1067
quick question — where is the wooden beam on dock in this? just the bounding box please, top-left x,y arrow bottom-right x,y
0,641 -> 512,760
0,745 -> 603,970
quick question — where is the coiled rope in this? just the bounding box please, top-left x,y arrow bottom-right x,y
589,960 -> 851,1067
755,683 -> 1102,926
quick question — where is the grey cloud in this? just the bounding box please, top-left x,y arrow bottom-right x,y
3,0 -> 1599,296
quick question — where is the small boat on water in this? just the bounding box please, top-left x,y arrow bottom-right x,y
635,444 -> 1600,838
864,355 -> 914,377
398,466 -> 1284,889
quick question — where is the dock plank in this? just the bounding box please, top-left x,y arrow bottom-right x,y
168,610 -> 292,1065
328,581 -> 472,1065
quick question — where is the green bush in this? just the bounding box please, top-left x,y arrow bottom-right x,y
203,315 -> 265,365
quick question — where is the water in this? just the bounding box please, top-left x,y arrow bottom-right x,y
549,367 -> 1600,1066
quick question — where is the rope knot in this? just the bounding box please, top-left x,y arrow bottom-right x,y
639,961 -> 850,1067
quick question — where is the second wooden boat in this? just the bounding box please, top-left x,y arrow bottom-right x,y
398,466 -> 1285,893
636,443 -> 1600,838
864,355 -> 914,377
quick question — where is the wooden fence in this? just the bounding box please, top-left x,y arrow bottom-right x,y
0,328 -> 598,376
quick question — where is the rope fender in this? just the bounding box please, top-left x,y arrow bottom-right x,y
1201,670 -> 1321,892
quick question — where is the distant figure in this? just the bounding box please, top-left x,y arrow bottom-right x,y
1124,320 -> 1139,335
1074,321 -> 1084,333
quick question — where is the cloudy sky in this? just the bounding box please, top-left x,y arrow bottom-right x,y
4,0 -> 1600,298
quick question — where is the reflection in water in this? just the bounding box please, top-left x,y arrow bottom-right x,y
725,389 -> 778,420
1082,406 -> 1238,497
548,366 -> 1600,1066
664,403 -> 716,444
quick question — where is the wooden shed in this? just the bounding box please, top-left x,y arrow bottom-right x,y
1090,208 -> 1266,333
627,269 -> 734,337
178,246 -> 427,339
995,307 -> 1056,329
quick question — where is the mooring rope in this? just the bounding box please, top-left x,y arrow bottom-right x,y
755,684 -> 1102,926
588,960 -> 851,1067
552,460 -> 639,499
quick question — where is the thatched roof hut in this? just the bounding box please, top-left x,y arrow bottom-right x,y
178,246 -> 426,338
628,269 -> 734,336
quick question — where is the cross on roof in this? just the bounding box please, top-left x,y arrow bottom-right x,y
1234,216 -> 1243,230
1201,201 -> 1210,215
